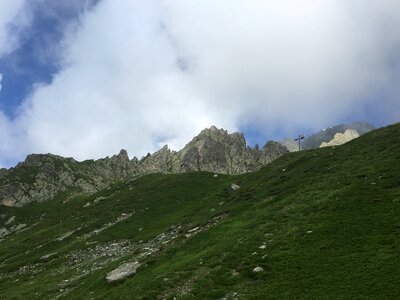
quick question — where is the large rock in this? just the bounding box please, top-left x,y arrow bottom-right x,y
106,261 -> 141,283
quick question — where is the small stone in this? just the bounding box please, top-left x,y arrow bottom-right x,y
253,266 -> 264,272
230,184 -> 240,191
307,230 -> 313,234
282,168 -> 286,172
5,216 -> 16,225
259,245 -> 267,249
40,253 -> 57,261
188,227 -> 200,233
213,174 -> 218,178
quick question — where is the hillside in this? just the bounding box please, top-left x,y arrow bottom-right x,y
0,123 -> 399,299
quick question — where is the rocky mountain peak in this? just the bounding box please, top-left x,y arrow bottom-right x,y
198,126 -> 228,138
16,153 -> 76,169
205,125 -> 223,132
192,126 -> 246,148
156,145 -> 171,153
118,149 -> 129,159
16,154 -> 51,168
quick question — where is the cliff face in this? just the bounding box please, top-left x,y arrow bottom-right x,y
175,126 -> 287,174
0,126 -> 288,207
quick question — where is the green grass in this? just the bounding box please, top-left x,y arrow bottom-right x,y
0,123 -> 399,299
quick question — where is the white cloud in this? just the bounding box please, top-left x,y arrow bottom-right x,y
15,0 -> 218,161
0,0 -> 31,56
1,0 -> 400,166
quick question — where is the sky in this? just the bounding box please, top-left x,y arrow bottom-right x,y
0,0 -> 399,168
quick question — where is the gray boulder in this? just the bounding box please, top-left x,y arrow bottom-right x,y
106,261 -> 141,283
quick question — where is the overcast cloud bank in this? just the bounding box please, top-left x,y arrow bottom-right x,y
0,0 -> 399,168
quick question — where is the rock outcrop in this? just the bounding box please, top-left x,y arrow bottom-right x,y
173,126 -> 287,174
0,154 -> 109,207
319,129 -> 360,147
0,126 -> 288,207
281,121 -> 374,152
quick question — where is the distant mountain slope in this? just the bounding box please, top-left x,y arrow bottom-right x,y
0,126 -> 287,207
0,123 -> 398,299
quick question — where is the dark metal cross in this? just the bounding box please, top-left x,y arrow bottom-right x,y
294,134 -> 305,151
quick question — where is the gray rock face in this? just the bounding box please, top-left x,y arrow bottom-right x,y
174,127 -> 288,174
0,168 -> 8,178
0,154 -> 106,207
138,145 -> 178,174
0,126 -> 288,207
106,261 -> 141,283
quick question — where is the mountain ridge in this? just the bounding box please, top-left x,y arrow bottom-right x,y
0,126 -> 288,207
0,122 -> 376,207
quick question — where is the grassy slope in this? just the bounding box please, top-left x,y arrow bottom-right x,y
0,123 -> 399,299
